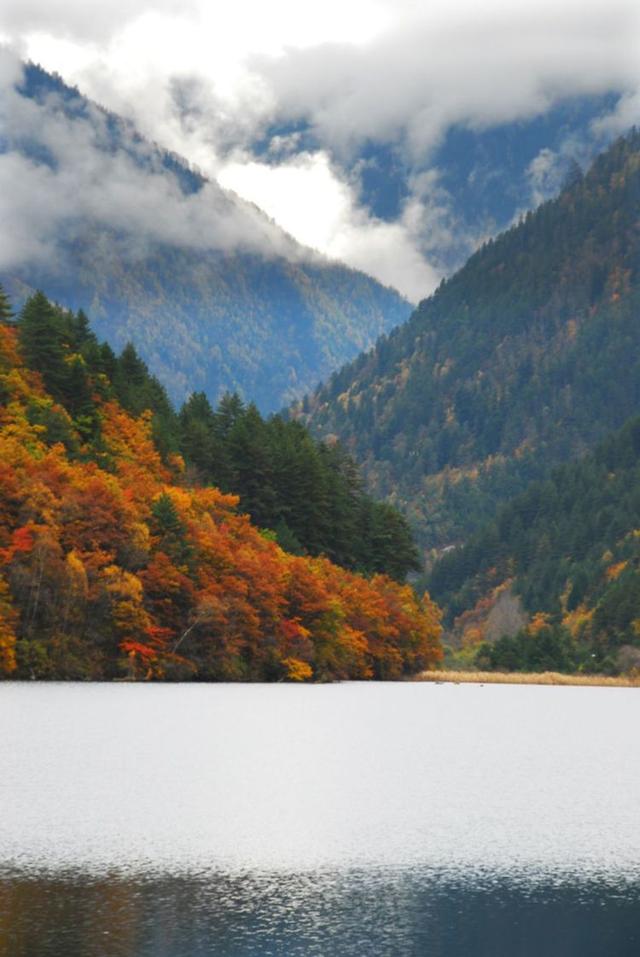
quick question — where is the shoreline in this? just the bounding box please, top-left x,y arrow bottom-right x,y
416,669 -> 640,688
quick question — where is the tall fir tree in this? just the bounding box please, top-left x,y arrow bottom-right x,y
0,284 -> 14,324
18,292 -> 69,398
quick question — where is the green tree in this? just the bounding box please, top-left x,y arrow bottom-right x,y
0,283 -> 14,324
113,343 -> 179,457
179,391 -> 232,488
150,493 -> 192,566
18,292 -> 68,397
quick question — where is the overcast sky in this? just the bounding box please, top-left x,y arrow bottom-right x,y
1,0 -> 639,299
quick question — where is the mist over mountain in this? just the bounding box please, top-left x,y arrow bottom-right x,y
0,55 -> 410,411
249,90 -> 620,285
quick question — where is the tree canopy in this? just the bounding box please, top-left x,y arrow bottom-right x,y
0,291 -> 441,681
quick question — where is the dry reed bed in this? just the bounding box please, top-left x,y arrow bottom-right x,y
416,670 -> 640,687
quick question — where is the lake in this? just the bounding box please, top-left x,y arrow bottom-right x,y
0,682 -> 639,956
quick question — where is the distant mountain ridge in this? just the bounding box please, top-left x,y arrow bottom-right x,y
297,130 -> 640,552
1,61 -> 410,412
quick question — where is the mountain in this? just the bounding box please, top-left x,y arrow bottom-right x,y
297,131 -> 640,553
0,291 -> 442,681
428,414 -> 640,675
0,60 -> 410,413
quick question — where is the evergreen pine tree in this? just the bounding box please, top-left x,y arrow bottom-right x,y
179,391 -> 232,488
150,493 -> 192,566
0,284 -> 14,324
227,403 -> 277,528
18,292 -> 68,397
98,342 -> 118,381
113,343 -> 179,456
215,392 -> 245,438
71,309 -> 98,352
59,355 -> 99,440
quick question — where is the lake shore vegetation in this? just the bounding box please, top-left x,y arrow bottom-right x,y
416,669 -> 640,687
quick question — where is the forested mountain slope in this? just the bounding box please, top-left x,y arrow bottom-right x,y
428,415 -> 640,675
1,61 -> 410,412
0,287 -> 441,681
298,131 -> 640,551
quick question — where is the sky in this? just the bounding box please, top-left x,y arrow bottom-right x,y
1,0 -> 639,300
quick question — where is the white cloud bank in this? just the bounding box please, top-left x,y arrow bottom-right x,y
0,49 -> 301,276
217,151 -> 438,301
1,0 -> 639,299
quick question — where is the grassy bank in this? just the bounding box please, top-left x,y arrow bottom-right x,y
416,670 -> 640,687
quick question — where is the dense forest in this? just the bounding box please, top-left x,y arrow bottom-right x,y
297,131 -> 640,553
0,286 -> 441,681
428,415 -> 640,675
177,396 -> 421,581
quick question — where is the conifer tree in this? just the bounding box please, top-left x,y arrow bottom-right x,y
18,291 -> 68,397
113,342 -> 179,456
60,355 -> 99,440
71,308 -> 98,351
227,403 -> 277,528
0,284 -> 14,324
215,392 -> 245,438
179,391 -> 232,488
150,493 -> 192,566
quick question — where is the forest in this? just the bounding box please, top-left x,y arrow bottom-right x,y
0,286 -> 442,681
428,415 -> 640,674
3,130 -> 640,681
298,131 -> 640,553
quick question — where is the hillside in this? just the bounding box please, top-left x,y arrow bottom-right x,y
1,59 -> 410,413
298,131 -> 640,552
428,414 -> 640,675
0,288 -> 442,681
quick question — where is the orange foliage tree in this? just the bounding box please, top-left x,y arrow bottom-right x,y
0,322 -> 443,681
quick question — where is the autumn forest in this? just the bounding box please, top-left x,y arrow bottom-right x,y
2,131 -> 640,683
0,287 -> 443,681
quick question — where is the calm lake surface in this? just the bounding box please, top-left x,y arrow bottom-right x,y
1,681 -> 639,956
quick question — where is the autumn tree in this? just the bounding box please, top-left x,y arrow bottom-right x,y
0,297 -> 444,682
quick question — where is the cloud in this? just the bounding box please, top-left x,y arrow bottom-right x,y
591,89 -> 640,136
217,150 -> 439,300
0,41 -> 441,301
1,1 -> 639,299
522,119 -> 620,211
0,1 -> 192,44
259,2 -> 640,160
0,49 -> 298,275
7,2 -> 638,170
525,149 -> 568,208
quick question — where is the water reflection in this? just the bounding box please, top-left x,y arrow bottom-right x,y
2,868 -> 640,957
1,682 -> 639,955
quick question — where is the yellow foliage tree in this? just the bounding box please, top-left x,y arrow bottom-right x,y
0,575 -> 17,675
